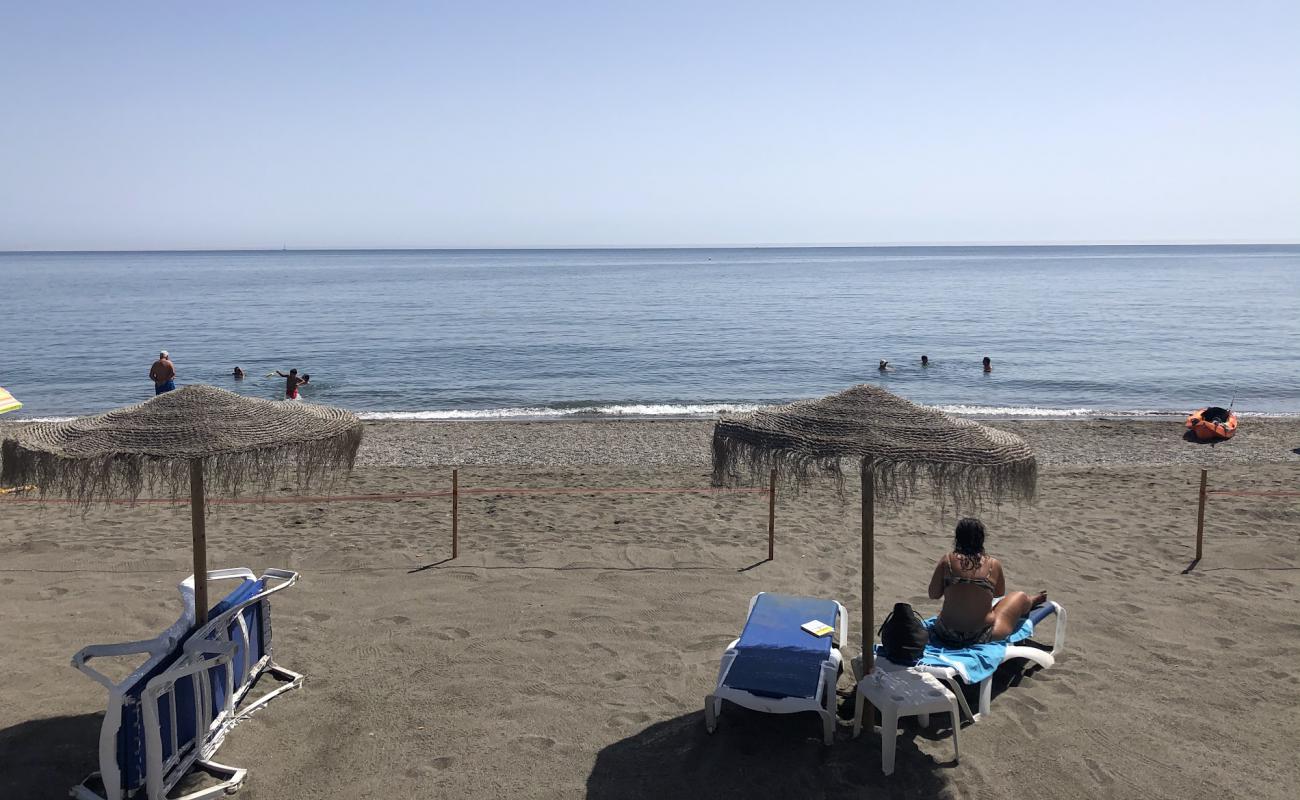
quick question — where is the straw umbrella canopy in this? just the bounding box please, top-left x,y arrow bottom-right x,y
1,385 -> 363,623
712,384 -> 1036,674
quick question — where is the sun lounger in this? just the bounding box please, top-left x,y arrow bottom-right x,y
70,568 -> 302,800
705,592 -> 847,745
875,599 -> 1066,723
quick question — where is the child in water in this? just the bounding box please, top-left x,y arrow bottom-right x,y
275,369 -> 310,400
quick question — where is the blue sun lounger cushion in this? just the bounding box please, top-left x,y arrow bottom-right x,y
705,592 -> 847,745
724,594 -> 840,699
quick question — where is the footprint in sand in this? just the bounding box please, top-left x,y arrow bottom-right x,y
405,759 -> 455,779
518,628 -> 557,642
511,735 -> 555,752
604,671 -> 628,682
304,611 -> 331,622
588,642 -> 617,657
433,627 -> 471,641
378,615 -> 411,625
685,636 -> 732,652
1082,756 -> 1117,787
41,586 -> 69,599
608,711 -> 651,727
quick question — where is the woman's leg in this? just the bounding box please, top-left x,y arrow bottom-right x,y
990,591 -> 1047,639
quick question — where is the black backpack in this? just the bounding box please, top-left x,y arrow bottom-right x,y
878,602 -> 929,664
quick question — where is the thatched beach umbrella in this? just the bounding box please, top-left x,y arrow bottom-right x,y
712,384 -> 1036,674
1,385 -> 362,623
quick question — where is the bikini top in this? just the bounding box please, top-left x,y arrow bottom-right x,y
943,553 -> 996,594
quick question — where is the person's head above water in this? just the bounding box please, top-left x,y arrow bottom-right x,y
301,374 -> 310,383
289,368 -> 298,376
159,350 -> 169,360
954,517 -> 986,557
878,360 -> 888,370
921,355 -> 929,365
982,356 -> 991,370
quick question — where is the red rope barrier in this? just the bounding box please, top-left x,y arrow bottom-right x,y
0,485 -> 768,506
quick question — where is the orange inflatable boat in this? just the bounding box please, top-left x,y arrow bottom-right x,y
1186,406 -> 1237,440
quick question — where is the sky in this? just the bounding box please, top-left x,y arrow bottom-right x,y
1,1 -> 1297,250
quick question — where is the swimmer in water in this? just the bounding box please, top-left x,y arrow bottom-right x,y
921,355 -> 929,367
879,360 -> 889,371
982,356 -> 992,372
233,366 -> 245,380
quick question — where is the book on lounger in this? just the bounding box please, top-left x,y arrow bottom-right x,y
801,619 -> 834,638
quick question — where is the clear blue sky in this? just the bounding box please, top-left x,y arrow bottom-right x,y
2,1 -> 1297,249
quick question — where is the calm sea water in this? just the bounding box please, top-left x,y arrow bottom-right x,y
1,246 -> 1297,419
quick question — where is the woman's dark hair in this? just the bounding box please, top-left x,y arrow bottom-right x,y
954,517 -> 986,559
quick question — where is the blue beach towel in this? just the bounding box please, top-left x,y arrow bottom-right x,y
877,617 -> 1034,684
724,594 -> 839,700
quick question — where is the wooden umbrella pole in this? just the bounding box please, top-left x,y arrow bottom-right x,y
452,468 -> 459,559
767,468 -> 777,560
190,459 -> 209,625
861,462 -> 875,674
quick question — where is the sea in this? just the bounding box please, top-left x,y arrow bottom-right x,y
1,245 -> 1297,420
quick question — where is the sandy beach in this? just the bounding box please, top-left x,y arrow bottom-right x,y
2,418 -> 1298,799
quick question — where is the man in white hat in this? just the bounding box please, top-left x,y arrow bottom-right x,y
149,350 -> 176,395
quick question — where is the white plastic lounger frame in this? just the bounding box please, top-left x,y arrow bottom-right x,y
70,568 -> 302,800
877,599 -> 1067,723
705,593 -> 849,746
70,578 -> 197,800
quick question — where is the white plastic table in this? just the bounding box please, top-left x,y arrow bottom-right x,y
853,668 -> 960,775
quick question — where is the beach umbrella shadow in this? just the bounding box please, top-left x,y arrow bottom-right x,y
0,712 -> 102,800
585,707 -> 951,800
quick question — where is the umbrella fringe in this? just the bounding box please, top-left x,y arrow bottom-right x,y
1,427 -> 363,510
708,385 -> 1039,510
712,423 -> 1036,509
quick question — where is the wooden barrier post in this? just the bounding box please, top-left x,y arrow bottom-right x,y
452,468 -> 459,559
1195,468 -> 1207,561
767,469 -> 777,560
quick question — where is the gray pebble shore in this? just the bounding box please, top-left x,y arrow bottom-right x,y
354,417 -> 1300,469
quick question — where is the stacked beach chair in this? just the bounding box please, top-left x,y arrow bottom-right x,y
70,569 -> 303,800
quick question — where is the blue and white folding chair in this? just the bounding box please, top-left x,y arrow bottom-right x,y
705,592 -> 847,745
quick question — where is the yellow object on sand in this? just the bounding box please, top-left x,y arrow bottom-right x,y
0,485 -> 37,495
0,387 -> 21,415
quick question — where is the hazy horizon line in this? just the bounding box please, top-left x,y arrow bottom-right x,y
4,239 -> 1299,255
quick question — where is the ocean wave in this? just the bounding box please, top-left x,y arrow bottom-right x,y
931,405 -> 1099,418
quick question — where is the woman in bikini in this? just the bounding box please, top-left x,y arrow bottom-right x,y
927,517 -> 1046,647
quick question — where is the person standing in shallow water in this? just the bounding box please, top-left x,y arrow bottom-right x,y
982,356 -> 992,372
149,351 -> 176,395
275,368 -> 309,400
